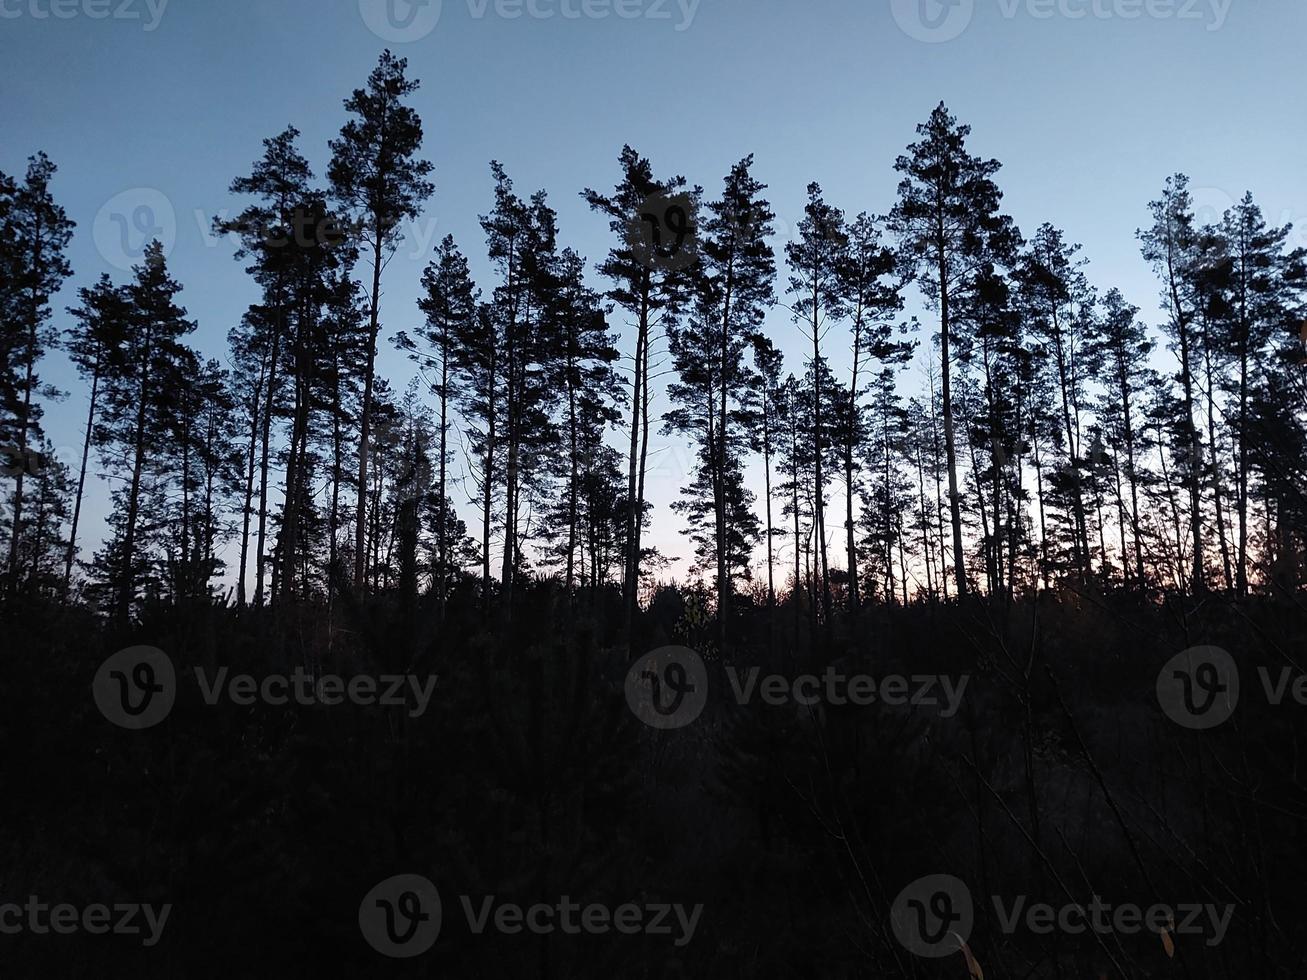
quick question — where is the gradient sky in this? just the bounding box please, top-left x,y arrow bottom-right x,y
3,0 -> 1304,586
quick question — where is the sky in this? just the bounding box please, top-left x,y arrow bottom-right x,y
2,0 -> 1305,586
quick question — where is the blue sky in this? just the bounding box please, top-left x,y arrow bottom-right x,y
2,0 -> 1304,584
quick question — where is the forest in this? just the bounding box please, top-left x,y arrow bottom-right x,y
3,49 -> 1306,978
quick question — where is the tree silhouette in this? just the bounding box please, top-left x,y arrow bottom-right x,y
328,50 -> 434,591
1,153 -> 74,593
889,103 -> 1019,597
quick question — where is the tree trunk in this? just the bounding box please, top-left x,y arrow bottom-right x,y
716,259 -> 735,640
762,389 -> 776,659
254,313 -> 285,607
938,250 -> 967,596
811,279 -> 832,622
438,323 -> 450,621
63,353 -> 102,597
1165,245 -> 1205,591
7,236 -> 43,591
623,283 -> 650,651
353,225 -> 385,590
846,327 -> 861,611
117,321 -> 154,625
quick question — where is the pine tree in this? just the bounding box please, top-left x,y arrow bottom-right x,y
97,242 -> 196,623
1213,195 -> 1306,593
455,302 -> 502,607
860,367 -> 911,603
962,267 -> 1022,596
748,335 -> 784,625
10,436 -> 72,592
1139,174 -> 1207,591
328,50 -> 435,590
785,183 -> 848,623
1086,288 -> 1155,587
216,126 -> 316,606
583,146 -> 698,647
277,194 -> 357,603
64,275 -> 129,595
1017,224 -> 1094,581
480,168 -> 566,609
319,267 -> 366,602
164,352 -> 238,603
701,156 -> 774,630
1248,354 -> 1307,589
889,104 -> 1019,597
904,394 -> 943,599
1,153 -> 75,591
774,373 -> 812,650
399,234 -> 479,619
542,248 -> 621,594
836,212 -> 908,609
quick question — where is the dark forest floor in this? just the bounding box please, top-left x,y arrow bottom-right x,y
3,584 -> 1305,978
